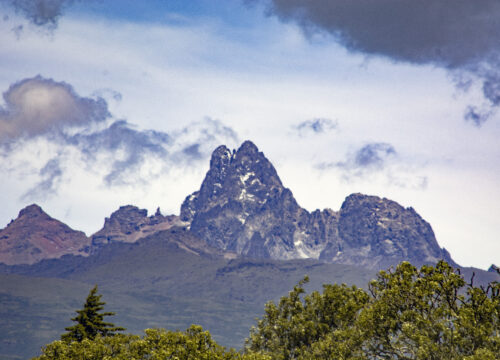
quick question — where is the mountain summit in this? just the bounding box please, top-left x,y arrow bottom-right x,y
0,204 -> 89,265
181,140 -> 454,268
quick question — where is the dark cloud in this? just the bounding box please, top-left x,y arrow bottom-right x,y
0,75 -> 109,143
0,0 -> 79,28
22,158 -> 62,200
293,118 -> 338,137
257,0 -> 500,124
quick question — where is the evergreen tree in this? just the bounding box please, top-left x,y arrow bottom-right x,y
61,285 -> 125,343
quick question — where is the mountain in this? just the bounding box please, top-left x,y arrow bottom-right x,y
0,204 -> 89,265
181,140 -> 453,269
0,140 -> 460,269
90,205 -> 185,252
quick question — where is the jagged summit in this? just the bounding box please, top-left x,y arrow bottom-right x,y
181,140 -> 329,258
180,141 -> 456,269
0,204 -> 89,265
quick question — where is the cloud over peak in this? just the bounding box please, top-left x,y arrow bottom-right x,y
0,75 -> 109,142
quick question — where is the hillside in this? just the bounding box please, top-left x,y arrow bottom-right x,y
0,228 -> 377,359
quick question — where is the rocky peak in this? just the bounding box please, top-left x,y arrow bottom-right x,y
18,204 -> 45,218
181,141 -> 337,259
0,204 -> 89,265
320,193 -> 455,269
91,205 -> 183,249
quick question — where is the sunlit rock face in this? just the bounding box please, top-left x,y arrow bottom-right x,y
181,141 -> 338,260
181,141 -> 455,269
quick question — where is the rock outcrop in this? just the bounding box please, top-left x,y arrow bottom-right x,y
0,204 -> 90,265
91,205 -> 184,251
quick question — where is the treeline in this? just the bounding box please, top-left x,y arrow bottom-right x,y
34,261 -> 499,360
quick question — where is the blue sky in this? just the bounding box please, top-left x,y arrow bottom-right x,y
0,0 -> 499,269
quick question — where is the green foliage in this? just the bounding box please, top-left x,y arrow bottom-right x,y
246,261 -> 500,360
60,285 -> 125,343
35,325 -> 270,360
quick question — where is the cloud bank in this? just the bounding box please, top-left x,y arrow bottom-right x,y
258,0 -> 500,125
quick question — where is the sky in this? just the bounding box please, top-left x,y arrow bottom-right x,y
0,0 -> 499,270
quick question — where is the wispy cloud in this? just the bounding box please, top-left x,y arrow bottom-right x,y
257,0 -> 500,125
21,157 -> 62,200
292,118 -> 338,137
317,142 -> 427,189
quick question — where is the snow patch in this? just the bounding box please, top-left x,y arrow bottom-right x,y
240,171 -> 255,184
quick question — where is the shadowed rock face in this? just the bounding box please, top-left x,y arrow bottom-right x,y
0,204 -> 89,265
181,141 -> 338,259
91,205 -> 184,251
181,141 -> 455,269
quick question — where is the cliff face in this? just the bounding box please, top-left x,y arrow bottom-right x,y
181,141 -> 454,269
0,204 -> 90,265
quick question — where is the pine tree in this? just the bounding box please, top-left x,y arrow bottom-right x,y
61,285 -> 125,342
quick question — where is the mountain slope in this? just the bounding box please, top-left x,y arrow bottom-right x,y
0,228 -> 377,359
0,205 -> 89,265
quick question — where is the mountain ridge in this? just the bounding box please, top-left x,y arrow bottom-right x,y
0,140 -> 473,270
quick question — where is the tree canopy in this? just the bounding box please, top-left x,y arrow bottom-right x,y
245,261 -> 500,360
60,285 -> 125,343
37,325 -> 269,360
